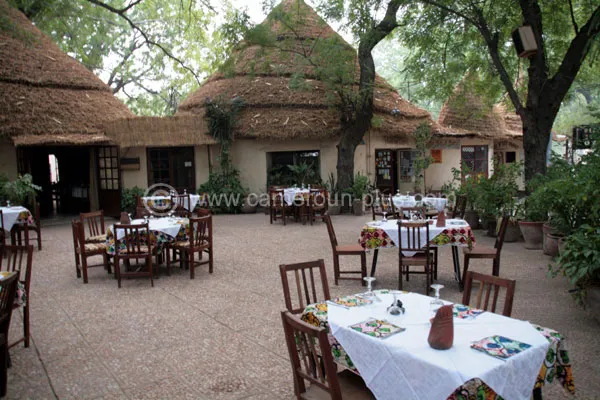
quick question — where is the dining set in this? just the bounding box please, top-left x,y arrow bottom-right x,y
71,196 -> 214,288
269,185 -> 328,225
276,202 -> 575,399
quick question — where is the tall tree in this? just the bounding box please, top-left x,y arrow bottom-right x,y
394,0 -> 600,182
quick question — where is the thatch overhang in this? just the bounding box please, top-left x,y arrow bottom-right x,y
437,76 -> 523,142
0,0 -> 133,147
177,0 -> 441,141
103,116 -> 216,148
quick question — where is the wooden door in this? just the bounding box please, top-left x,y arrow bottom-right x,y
96,146 -> 121,217
375,149 -> 397,194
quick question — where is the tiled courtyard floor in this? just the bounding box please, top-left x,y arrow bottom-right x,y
5,213 -> 600,399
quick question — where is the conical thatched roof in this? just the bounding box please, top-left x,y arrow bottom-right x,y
0,0 -> 133,146
177,0 -> 439,140
437,75 -> 523,140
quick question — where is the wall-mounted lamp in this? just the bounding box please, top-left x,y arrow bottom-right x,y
511,25 -> 538,58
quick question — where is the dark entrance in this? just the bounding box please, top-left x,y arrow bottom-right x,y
374,149 -> 397,194
147,147 -> 195,193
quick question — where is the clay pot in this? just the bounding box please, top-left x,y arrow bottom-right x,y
503,221 -> 522,242
463,210 -> 479,229
519,221 -> 545,250
353,199 -> 364,216
428,305 -> 454,350
558,237 -> 567,255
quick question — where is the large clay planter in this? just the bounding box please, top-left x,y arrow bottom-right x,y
327,204 -> 341,215
558,237 -> 567,255
519,221 -> 544,249
352,199 -> 364,216
543,223 -> 562,256
585,285 -> 600,324
484,218 -> 497,237
463,210 -> 480,229
504,221 -> 522,242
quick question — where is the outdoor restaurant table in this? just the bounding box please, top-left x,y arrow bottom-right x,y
392,195 -> 447,211
141,194 -> 202,212
282,188 -> 310,206
359,219 -> 475,287
104,217 -> 189,255
0,206 -> 34,233
301,290 -> 575,400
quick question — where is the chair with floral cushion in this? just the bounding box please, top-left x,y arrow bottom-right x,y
398,220 -> 434,295
167,215 -> 213,279
0,272 -> 19,396
372,193 -> 397,220
171,194 -> 192,218
0,245 -> 33,348
80,210 -> 106,244
279,259 -> 330,315
114,222 -> 154,288
11,202 -> 41,250
72,220 -> 110,284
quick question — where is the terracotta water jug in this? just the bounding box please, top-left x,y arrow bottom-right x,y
436,210 -> 446,227
428,304 -> 453,350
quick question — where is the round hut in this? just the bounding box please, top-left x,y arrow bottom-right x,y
0,0 -> 133,215
427,75 -> 524,190
177,0 -> 440,193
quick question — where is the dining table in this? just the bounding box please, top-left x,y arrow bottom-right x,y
141,194 -> 202,212
393,195 -> 447,211
0,206 -> 34,234
282,187 -> 310,206
359,218 -> 475,288
104,217 -> 189,256
301,290 -> 574,400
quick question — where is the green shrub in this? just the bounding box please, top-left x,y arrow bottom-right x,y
121,186 -> 145,215
349,173 -> 370,201
198,169 -> 247,214
2,174 -> 42,207
472,162 -> 522,220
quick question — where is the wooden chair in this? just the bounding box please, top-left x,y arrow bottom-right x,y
462,215 -> 510,283
372,193 -> 397,220
80,210 -> 106,243
0,210 -> 5,248
11,202 -> 41,250
270,189 -> 292,225
452,195 -> 467,219
279,259 -> 330,315
398,221 -> 434,295
324,214 -> 367,286
113,223 -> 154,288
72,220 -> 110,284
195,207 -> 212,217
400,206 -> 426,220
0,272 -> 19,397
168,215 -> 213,279
171,194 -> 192,218
302,189 -> 328,225
281,311 -> 375,400
423,195 -> 439,218
0,245 -> 33,348
462,271 -> 516,317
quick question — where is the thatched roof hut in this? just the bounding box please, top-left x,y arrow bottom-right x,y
177,0 -> 439,141
0,0 -> 133,146
437,76 -> 523,140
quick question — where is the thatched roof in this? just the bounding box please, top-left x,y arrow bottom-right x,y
0,0 -> 133,146
178,0 -> 440,140
437,76 -> 523,140
104,116 -> 216,147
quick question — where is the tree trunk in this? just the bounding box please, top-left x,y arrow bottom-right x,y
522,118 -> 550,184
336,123 -> 367,190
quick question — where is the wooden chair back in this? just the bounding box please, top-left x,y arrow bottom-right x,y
452,195 -> 467,219
309,188 -> 328,208
71,219 -> 81,262
188,215 -> 212,249
0,245 -> 33,295
400,206 -> 426,220
0,273 -> 19,335
281,311 -> 342,399
397,221 -> 430,254
80,210 -> 105,238
462,271 -> 516,317
494,215 -> 510,253
373,193 -> 396,219
269,189 -> 285,208
279,259 -> 330,315
323,214 -> 338,249
195,207 -> 211,217
0,210 -> 4,245
114,223 -> 152,256
171,194 -> 191,217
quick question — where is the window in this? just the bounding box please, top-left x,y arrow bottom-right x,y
268,150 -> 320,185
505,151 -> 516,163
147,147 -> 195,191
399,150 -> 417,183
98,147 -> 120,190
461,145 -> 488,178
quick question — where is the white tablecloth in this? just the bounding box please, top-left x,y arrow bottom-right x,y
368,219 -> 469,256
114,218 -> 185,240
328,292 -> 549,400
283,188 -> 310,206
0,206 -> 30,233
142,195 -> 201,211
392,195 -> 417,208
392,196 -> 447,212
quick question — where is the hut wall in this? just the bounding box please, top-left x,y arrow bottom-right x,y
121,147 -> 148,190
364,131 -> 415,192
0,142 -> 18,180
194,145 -> 211,188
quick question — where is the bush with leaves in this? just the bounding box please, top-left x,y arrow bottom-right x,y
472,162 -> 522,220
121,186 -> 146,215
2,174 -> 42,207
197,169 -> 247,214
349,173 -> 370,201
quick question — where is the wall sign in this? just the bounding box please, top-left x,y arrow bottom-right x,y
120,157 -> 140,171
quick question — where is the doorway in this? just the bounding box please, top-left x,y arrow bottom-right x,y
374,149 -> 397,194
147,147 -> 195,192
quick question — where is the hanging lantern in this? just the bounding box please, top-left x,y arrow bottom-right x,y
511,25 -> 538,58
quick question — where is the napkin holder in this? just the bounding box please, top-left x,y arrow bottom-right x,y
428,305 -> 453,350
435,210 -> 446,227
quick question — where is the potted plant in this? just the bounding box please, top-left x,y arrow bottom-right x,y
445,165 -> 480,228
350,173 -> 369,216
518,192 -> 547,249
2,174 -> 42,207
326,173 -> 341,215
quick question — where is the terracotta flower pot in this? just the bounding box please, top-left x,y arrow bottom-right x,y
544,234 -> 561,257
352,199 -> 364,216
463,210 -> 479,229
558,237 -> 567,255
503,221 -> 522,242
518,221 -> 545,249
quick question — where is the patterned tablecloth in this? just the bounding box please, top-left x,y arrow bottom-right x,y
359,220 -> 476,250
0,206 -> 34,233
301,292 -> 575,399
104,218 -> 189,255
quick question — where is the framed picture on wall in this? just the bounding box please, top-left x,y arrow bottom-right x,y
431,149 -> 442,163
